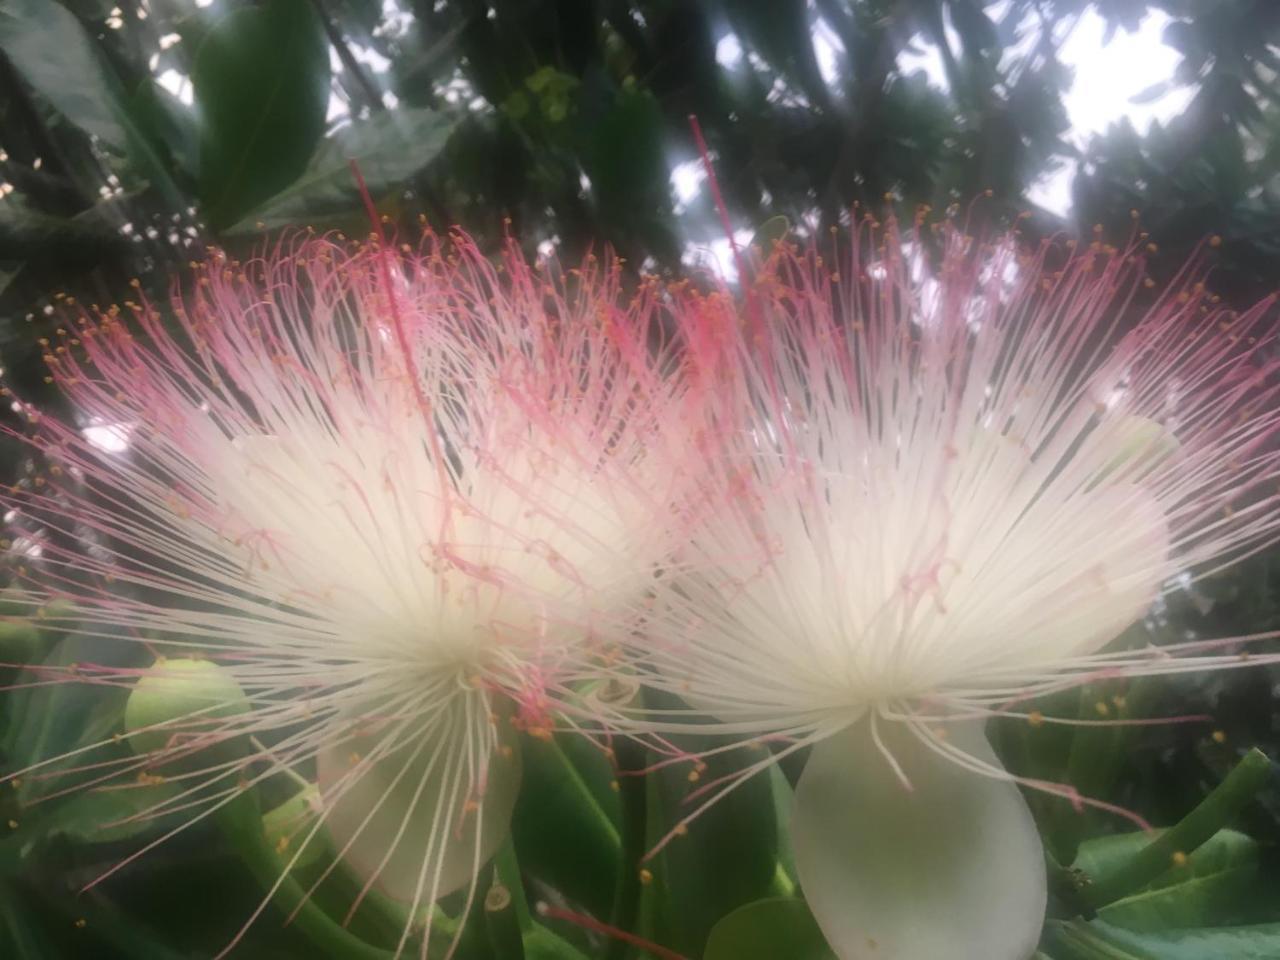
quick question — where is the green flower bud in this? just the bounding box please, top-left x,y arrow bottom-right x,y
124,658 -> 251,762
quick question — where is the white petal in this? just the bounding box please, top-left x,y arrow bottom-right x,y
317,714 -> 521,903
792,719 -> 1046,960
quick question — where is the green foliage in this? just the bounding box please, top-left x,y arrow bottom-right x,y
510,733 -> 620,919
192,0 -> 332,228
704,898 -> 835,960
0,0 -> 168,169
227,108 -> 455,232
641,738 -> 781,956
1077,829 -> 1270,930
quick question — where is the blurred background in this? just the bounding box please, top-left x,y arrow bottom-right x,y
2,1 -> 1280,956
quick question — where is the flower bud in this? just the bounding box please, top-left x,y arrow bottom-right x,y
124,658 -> 251,762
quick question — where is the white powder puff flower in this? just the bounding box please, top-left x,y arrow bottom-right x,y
1,232 -> 690,956
635,222 -> 1280,960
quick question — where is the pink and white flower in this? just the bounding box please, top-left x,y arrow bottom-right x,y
2,231 -> 690,955
637,220 -> 1280,960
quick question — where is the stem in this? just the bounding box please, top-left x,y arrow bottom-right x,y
493,839 -> 531,930
453,861 -> 496,959
215,798 -> 394,960
1082,748 -> 1274,909
307,0 -> 385,114
484,883 -> 525,960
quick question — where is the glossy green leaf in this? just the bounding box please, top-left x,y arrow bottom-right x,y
643,737 -> 779,956
2,637 -> 131,805
0,196 -> 129,260
0,0 -> 181,204
1082,749 -> 1273,909
583,87 -> 675,257
1076,829 -> 1268,931
0,0 -> 134,150
1048,918 -> 1280,960
511,732 -> 620,919
192,0 -> 331,229
1076,827 -> 1248,884
1099,921 -> 1280,960
704,899 -> 835,960
13,781 -> 178,850
129,79 -> 201,181
227,108 -> 456,232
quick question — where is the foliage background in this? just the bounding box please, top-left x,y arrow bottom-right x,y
1,1 -> 1280,957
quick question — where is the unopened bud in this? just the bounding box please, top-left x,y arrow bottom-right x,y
124,658 -> 250,760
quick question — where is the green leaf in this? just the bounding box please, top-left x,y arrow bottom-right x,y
1,636 -> 131,805
704,899 -> 835,960
511,733 -> 620,919
0,195 -> 129,260
643,735 -> 780,956
1048,918 -> 1280,960
18,781 -> 179,849
0,0 -> 181,203
1096,921 -> 1280,960
129,79 -> 201,181
1082,749 -> 1274,909
227,108 -> 456,232
583,87 -> 675,257
1078,829 -> 1268,930
0,0 -> 133,150
192,0 -> 331,229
